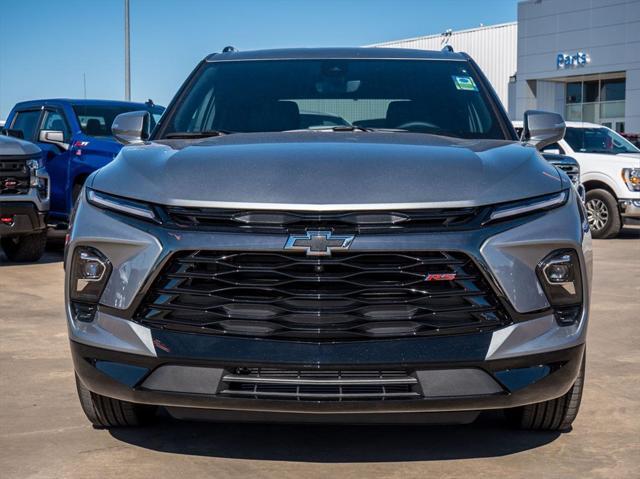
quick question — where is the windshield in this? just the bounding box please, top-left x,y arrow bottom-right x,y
160,59 -> 507,139
73,104 -> 165,138
564,127 -> 640,154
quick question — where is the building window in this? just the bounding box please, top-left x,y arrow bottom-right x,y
601,79 -> 625,102
565,77 -> 626,131
566,82 -> 582,103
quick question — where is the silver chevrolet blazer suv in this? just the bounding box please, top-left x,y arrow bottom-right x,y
65,48 -> 592,431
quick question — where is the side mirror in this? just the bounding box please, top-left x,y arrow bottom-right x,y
5,129 -> 24,139
39,130 -> 69,150
112,111 -> 150,145
522,110 -> 566,151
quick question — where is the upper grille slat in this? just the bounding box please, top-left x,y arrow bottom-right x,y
160,207 -> 489,233
136,250 -> 508,340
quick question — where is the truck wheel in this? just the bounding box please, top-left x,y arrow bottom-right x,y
585,189 -> 621,239
75,375 -> 156,428
1,230 -> 47,262
506,355 -> 585,431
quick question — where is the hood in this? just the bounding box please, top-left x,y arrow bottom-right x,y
92,132 -> 563,210
0,135 -> 42,157
617,152 -> 640,163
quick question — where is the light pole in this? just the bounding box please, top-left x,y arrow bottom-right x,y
124,0 -> 131,101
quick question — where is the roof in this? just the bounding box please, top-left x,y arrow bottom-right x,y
12,99 -> 162,109
205,47 -> 467,62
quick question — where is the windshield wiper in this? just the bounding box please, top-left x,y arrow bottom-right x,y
300,125 -> 373,132
164,130 -> 234,139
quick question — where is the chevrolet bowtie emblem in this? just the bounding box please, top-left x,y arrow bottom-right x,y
284,230 -> 355,257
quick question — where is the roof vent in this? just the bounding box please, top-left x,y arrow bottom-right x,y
222,46 -> 238,53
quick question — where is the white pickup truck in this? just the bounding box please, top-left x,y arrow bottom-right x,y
514,121 -> 640,238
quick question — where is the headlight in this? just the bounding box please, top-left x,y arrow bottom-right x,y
621,168 -> 640,192
27,157 -> 44,187
87,188 -> 158,222
26,157 -> 43,170
536,249 -> 583,325
486,190 -> 569,223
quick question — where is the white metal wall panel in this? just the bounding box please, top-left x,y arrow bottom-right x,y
367,23 -> 518,109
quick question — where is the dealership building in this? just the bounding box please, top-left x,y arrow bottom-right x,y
370,0 -> 640,133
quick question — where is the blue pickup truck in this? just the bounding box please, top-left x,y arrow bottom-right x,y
3,99 -> 164,224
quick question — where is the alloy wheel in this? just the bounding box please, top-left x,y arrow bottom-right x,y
586,198 -> 609,232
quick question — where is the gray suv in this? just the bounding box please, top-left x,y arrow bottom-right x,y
66,48 -> 591,431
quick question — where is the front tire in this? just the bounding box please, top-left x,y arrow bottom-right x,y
1,230 -> 47,262
585,189 -> 621,239
506,355 -> 585,431
75,375 -> 156,428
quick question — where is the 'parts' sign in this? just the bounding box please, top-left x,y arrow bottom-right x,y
557,52 -> 590,69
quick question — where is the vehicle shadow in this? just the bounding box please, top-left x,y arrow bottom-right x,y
110,411 -> 561,462
617,225 -> 640,239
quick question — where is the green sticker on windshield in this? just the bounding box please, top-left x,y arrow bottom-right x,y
452,75 -> 478,91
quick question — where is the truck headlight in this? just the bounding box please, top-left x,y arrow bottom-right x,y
27,157 -> 45,188
536,250 -> 583,325
26,158 -> 43,170
621,168 -> 640,192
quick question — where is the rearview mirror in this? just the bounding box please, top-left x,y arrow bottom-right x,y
112,111 -> 150,145
522,110 -> 566,151
39,130 -> 69,150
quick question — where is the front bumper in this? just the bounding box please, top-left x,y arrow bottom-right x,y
72,336 -> 585,419
0,201 -> 47,236
619,199 -> 640,219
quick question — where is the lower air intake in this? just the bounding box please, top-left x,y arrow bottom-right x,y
219,368 -> 420,401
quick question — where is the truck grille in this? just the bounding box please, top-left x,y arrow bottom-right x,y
135,250 -> 508,340
219,368 -> 420,401
160,206 -> 489,233
0,158 -> 29,195
554,164 -> 580,186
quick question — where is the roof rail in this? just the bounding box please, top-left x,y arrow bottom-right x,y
441,45 -> 454,53
222,46 -> 238,53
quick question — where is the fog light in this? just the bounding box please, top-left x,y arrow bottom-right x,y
537,250 -> 583,325
543,255 -> 574,283
69,247 -> 111,303
79,252 -> 106,279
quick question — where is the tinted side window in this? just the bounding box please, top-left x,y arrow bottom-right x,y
11,110 -> 41,141
564,128 -> 583,151
41,110 -> 71,142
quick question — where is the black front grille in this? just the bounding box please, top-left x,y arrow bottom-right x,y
552,163 -> 580,186
135,250 -> 508,340
219,368 -> 420,401
0,158 -> 29,195
160,206 -> 489,234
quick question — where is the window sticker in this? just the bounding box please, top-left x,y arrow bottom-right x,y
452,75 -> 478,91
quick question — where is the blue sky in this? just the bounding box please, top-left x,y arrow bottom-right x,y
0,0 -> 518,118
